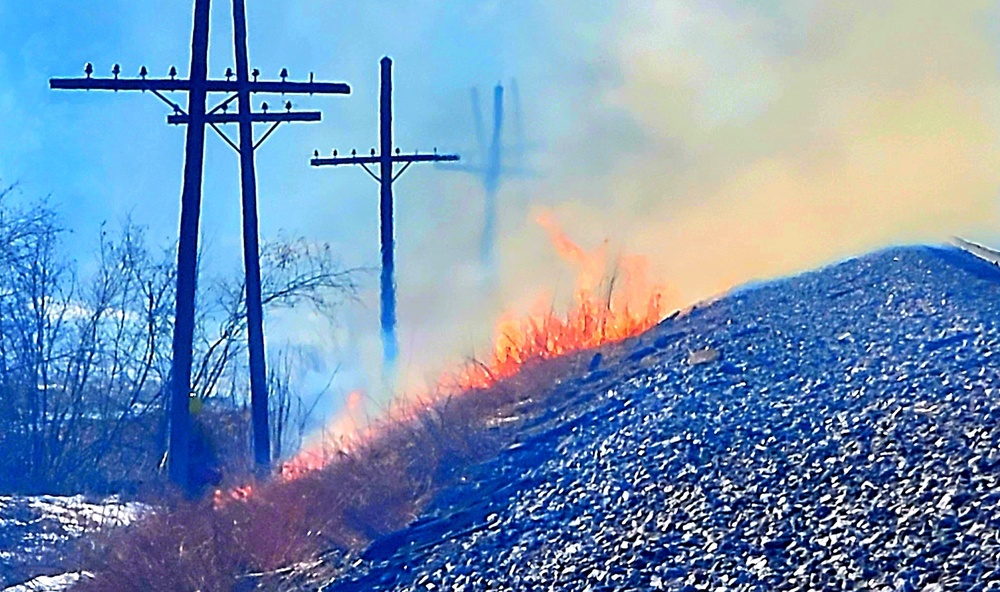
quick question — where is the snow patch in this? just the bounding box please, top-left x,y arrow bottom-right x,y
2,571 -> 90,592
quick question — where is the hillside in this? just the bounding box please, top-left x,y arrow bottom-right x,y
273,245 -> 1000,591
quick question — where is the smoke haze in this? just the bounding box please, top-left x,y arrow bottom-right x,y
378,0 -> 1000,399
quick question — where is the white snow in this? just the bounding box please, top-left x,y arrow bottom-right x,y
2,571 -> 91,592
0,494 -> 152,590
0,494 -> 149,536
24,495 -> 147,533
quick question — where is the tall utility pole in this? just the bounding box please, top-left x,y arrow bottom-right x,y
232,0 -> 267,477
312,57 -> 458,378
438,80 -> 535,270
50,0 -> 350,492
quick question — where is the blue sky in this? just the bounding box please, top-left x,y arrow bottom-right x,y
1,1 -> 582,257
5,1 -> 1000,421
0,1 -> 609,406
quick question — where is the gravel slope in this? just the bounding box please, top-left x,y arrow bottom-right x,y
295,245 -> 1000,591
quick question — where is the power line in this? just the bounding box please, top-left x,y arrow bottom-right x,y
50,0 -> 351,492
311,57 -> 458,380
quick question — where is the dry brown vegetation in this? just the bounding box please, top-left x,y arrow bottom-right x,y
72,343 -> 630,591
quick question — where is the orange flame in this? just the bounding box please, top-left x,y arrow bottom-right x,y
451,210 -> 671,391
213,484 -> 254,508
214,390 -> 369,507
217,210 -> 672,499
277,390 -> 367,481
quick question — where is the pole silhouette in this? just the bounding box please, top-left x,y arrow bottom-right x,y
231,0 -> 269,475
169,0 -> 211,491
379,58 -> 396,369
437,80 -> 536,271
312,57 -> 458,378
50,0 -> 350,492
481,85 -> 503,268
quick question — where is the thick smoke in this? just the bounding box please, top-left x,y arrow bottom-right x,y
292,1 -> 1000,436
506,0 -> 1000,307
411,0 -> 1000,386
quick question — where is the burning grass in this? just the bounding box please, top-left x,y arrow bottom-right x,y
450,210 -> 669,390
71,212 -> 675,590
72,351 -> 601,591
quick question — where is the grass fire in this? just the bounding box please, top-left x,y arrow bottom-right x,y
7,2 -> 1000,591
69,210 -> 676,591
213,210 -> 673,503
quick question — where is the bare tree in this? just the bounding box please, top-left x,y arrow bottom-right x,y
0,187 -> 361,494
268,345 -> 335,461
191,237 -> 359,405
0,185 -> 75,490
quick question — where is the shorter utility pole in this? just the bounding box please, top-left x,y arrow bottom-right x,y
311,57 -> 457,378
437,80 -> 536,270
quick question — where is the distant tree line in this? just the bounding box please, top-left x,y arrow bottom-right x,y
0,183 -> 360,495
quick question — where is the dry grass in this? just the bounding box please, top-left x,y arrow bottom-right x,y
71,345 -> 611,592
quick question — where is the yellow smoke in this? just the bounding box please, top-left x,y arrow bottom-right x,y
336,0 -> 1000,408
502,0 -> 1000,306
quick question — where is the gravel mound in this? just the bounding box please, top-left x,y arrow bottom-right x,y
302,245 -> 1000,591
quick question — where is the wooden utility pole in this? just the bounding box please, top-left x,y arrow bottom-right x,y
311,57 -> 458,378
481,84 -> 503,268
50,0 -> 350,491
174,0 -> 211,492
438,80 -> 536,270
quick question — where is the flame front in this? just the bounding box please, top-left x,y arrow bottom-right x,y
220,210 -> 672,498
278,389 -> 367,481
452,209 -> 672,390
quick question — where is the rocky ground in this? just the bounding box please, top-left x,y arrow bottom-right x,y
280,245 -> 1000,591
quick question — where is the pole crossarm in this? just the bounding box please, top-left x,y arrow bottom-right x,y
50,77 -> 350,95
49,2 -> 354,493
394,153 -> 460,164
310,153 -> 458,167
168,111 -> 321,125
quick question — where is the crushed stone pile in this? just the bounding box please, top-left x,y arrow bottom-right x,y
288,246 -> 1000,591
